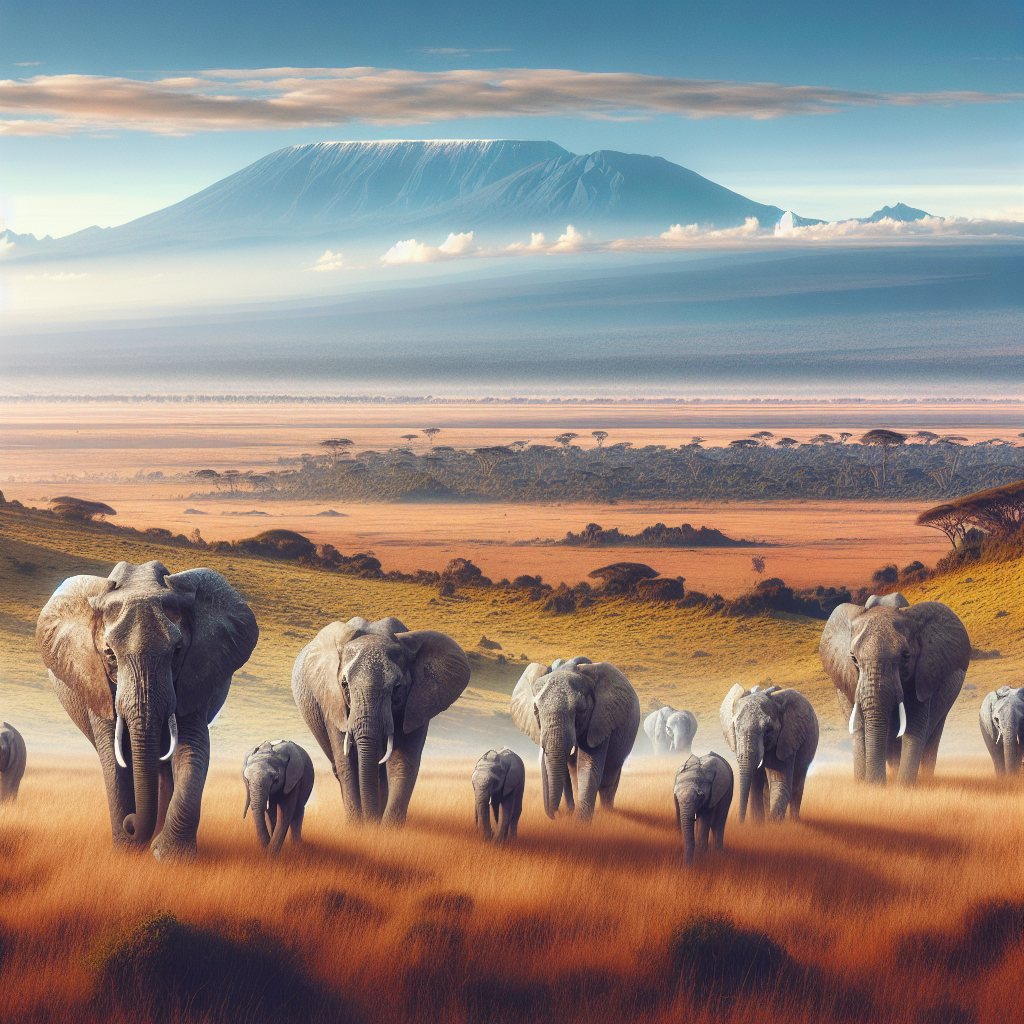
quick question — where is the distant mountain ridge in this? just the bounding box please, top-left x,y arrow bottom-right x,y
860,203 -> 932,223
2,140 -> 788,257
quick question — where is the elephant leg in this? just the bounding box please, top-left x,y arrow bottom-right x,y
290,805 -> 305,844
711,797 -> 729,852
574,745 -> 607,821
151,712 -> 209,862
382,724 -> 428,827
695,810 -> 711,856
767,765 -> 792,821
598,765 -> 622,809
328,728 -> 360,824
268,800 -> 279,835
154,764 -> 174,838
565,748 -> 578,813
269,787 -> 300,856
981,725 -> 1004,775
837,690 -> 865,781
749,769 -> 767,824
496,796 -> 512,843
509,790 -> 523,839
87,709 -> 136,848
789,764 -> 808,820
919,714 -> 947,778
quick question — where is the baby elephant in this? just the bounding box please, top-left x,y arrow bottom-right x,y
674,752 -> 733,864
980,686 -> 1024,776
721,684 -> 818,823
644,705 -> 698,757
0,722 -> 26,803
472,747 -> 525,842
243,740 -> 315,855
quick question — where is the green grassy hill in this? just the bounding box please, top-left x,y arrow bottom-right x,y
1,505 -> 1018,763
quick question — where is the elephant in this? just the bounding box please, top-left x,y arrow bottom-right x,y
509,655 -> 640,822
820,593 -> 969,786
644,705 -> 697,758
36,561 -> 258,859
243,739 -> 316,855
979,686 -> 1024,776
673,752 -> 733,864
291,616 -> 470,826
0,722 -> 27,803
472,747 -> 525,842
720,684 -> 819,822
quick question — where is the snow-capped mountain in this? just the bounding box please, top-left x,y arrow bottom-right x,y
4,140 -> 786,257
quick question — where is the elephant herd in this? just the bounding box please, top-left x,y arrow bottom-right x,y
0,559 -> 1009,865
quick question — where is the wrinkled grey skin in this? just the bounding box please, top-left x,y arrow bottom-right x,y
510,656 -> 640,823
472,747 -> 525,842
243,740 -> 315,855
673,752 -> 733,865
36,561 -> 258,860
979,686 -> 1024,776
644,705 -> 697,758
820,593 -> 969,786
720,685 -> 818,823
292,616 -> 470,826
0,722 -> 27,803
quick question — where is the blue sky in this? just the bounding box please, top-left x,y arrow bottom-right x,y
2,0 -> 1022,236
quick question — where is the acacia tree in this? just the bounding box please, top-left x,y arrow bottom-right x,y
729,438 -> 760,449
221,470 -> 241,494
400,434 -> 418,446
591,430 -> 609,448
320,438 -> 354,463
49,496 -> 116,521
750,431 -> 774,446
193,468 -> 221,490
913,431 -> 939,445
859,429 -> 907,488
838,433 -> 852,444
554,432 -> 580,451
775,437 -> 799,448
915,503 -> 976,546
808,434 -> 834,445
422,428 -> 441,447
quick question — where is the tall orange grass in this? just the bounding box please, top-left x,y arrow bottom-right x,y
0,755 -> 1020,1023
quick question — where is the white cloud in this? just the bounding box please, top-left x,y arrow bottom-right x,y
381,231 -> 475,264
310,249 -> 349,271
23,271 -> 89,280
774,213 -> 1024,239
1,67 -> 1020,135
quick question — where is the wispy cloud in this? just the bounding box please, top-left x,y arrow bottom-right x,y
379,216 -> 1024,266
417,48 -> 512,56
1,67 -> 1020,135
14,62 -> 43,67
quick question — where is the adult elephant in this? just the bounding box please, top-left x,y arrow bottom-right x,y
0,722 -> 27,803
510,656 -> 640,822
292,616 -> 470,825
644,705 -> 697,758
243,739 -> 316,855
36,561 -> 258,859
820,593 -> 969,785
979,686 -> 1024,776
720,684 -> 818,822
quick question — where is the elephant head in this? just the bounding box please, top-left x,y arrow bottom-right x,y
673,753 -> 731,861
298,617 -> 470,822
471,747 -> 523,841
510,656 -> 636,819
981,687 -> 1024,775
243,740 -> 308,846
37,561 -> 258,846
820,599 -> 969,784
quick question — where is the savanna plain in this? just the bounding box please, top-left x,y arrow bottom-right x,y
0,400 -> 1021,1024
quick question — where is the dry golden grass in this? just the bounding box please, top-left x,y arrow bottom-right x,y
0,755 -> 1021,1023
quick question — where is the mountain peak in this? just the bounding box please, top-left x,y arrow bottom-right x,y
861,202 -> 932,223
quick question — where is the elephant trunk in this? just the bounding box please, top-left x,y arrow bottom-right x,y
542,743 -> 568,820
249,777 -> 273,848
858,668 -> 902,786
356,733 -> 382,821
1003,716 -> 1022,777
677,796 -> 697,864
475,791 -> 494,840
862,705 -> 892,785
737,757 -> 753,824
123,724 -> 160,846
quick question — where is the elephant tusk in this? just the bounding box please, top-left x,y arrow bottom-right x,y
570,745 -> 576,756
379,733 -> 394,765
343,732 -> 350,757
897,702 -> 907,738
114,714 -> 127,769
757,757 -> 763,769
160,714 -> 178,762
849,703 -> 858,735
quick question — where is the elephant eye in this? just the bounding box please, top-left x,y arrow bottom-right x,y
533,705 -> 541,723
850,654 -> 858,665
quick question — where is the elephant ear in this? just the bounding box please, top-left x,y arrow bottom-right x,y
278,742 -> 306,794
166,569 -> 259,719
707,757 -> 732,807
819,604 -> 862,695
509,663 -> 549,744
397,630 -> 471,733
295,620 -> 363,732
979,691 -> 998,743
576,662 -> 639,748
772,690 -> 816,762
643,709 -> 660,741
503,751 -> 525,796
903,602 -> 971,703
36,575 -> 114,719
719,684 -> 745,753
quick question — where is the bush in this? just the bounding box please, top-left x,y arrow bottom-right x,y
872,564 -> 899,585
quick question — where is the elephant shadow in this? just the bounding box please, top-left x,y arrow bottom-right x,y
915,775 -> 1019,797
511,827 -> 679,871
608,807 -> 680,835
798,817 -> 966,860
